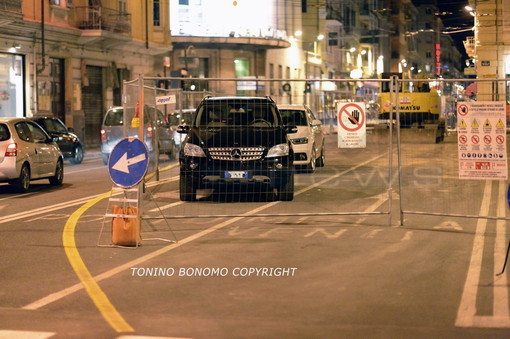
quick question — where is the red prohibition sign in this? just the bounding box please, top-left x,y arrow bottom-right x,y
337,103 -> 365,132
484,135 -> 492,144
496,135 -> 505,144
458,103 -> 469,116
459,135 -> 468,144
471,135 -> 480,144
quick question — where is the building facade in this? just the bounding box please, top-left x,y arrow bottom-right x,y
0,0 -> 171,147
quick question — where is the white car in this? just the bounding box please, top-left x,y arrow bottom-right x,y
0,117 -> 64,192
278,104 -> 325,173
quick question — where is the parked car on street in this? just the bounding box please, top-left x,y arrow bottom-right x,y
0,117 -> 64,192
278,104 -> 325,173
31,116 -> 84,164
168,108 -> 195,153
178,96 -> 296,201
100,106 -> 177,165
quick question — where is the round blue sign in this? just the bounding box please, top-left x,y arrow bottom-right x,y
108,138 -> 149,188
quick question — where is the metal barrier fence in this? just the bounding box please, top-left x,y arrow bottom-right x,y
120,75 -> 510,225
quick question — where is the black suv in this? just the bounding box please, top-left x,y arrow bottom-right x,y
178,96 -> 296,201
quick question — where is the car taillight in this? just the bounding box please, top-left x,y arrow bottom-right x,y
146,126 -> 153,139
5,143 -> 17,156
100,129 -> 107,142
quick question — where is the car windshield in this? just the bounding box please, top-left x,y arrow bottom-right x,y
169,112 -> 194,125
36,118 -> 68,133
0,123 -> 9,141
195,100 -> 278,128
104,108 -> 124,126
280,109 -> 308,126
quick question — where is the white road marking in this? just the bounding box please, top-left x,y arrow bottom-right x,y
0,330 -> 55,338
401,231 -> 413,241
361,229 -> 382,239
23,154 -> 386,311
433,221 -> 463,231
304,228 -> 347,239
493,181 -> 509,319
0,177 -> 177,224
456,180 -> 510,327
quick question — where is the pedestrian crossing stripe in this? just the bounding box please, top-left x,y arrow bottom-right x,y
484,119 -> 492,127
459,119 -> 467,128
471,119 -> 479,127
496,119 -> 505,128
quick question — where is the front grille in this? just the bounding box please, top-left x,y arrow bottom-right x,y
208,147 -> 265,161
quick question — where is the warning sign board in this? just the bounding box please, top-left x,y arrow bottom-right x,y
337,102 -> 366,148
457,101 -> 507,180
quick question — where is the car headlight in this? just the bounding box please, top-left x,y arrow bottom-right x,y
183,143 -> 206,157
267,143 -> 290,157
290,137 -> 308,144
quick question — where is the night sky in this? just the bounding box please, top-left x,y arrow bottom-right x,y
428,0 -> 475,61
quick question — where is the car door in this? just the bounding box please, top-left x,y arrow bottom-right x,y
14,121 -> 41,176
26,121 -> 56,177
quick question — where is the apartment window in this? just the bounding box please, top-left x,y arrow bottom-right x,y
153,0 -> 161,26
118,0 -> 127,13
302,0 -> 307,13
426,51 -> 432,58
328,32 -> 338,46
179,0 -> 189,5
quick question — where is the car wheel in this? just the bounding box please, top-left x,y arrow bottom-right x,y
49,159 -> 64,186
316,142 -> 325,167
276,172 -> 294,201
70,145 -> 84,164
305,147 -> 316,173
13,163 -> 31,193
179,174 -> 197,201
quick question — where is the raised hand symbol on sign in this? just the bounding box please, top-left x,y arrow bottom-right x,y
349,110 -> 360,125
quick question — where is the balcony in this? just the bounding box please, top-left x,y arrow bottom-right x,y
0,0 -> 22,27
73,6 -> 131,45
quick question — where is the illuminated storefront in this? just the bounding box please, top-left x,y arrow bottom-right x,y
0,53 -> 25,117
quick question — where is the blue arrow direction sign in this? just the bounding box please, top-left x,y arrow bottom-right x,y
108,137 -> 149,188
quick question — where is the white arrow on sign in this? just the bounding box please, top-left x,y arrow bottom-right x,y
112,152 -> 147,174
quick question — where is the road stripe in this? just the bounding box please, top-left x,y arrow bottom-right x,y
61,191 -> 134,333
455,180 -> 491,327
0,176 -> 178,225
493,181 -> 509,319
0,330 -> 55,338
23,153 -> 386,332
455,180 -> 510,327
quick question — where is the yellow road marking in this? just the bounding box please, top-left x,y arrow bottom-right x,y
61,163 -> 179,332
62,191 -> 134,333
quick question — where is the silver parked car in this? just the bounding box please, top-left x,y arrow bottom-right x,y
278,104 -> 325,173
100,106 -> 177,165
0,117 -> 64,192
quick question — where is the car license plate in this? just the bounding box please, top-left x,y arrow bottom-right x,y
224,171 -> 249,179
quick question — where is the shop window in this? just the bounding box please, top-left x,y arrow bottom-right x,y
0,53 -> 25,117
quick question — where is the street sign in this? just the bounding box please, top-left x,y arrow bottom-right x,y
457,101 -> 507,180
108,137 -> 149,188
337,102 -> 366,148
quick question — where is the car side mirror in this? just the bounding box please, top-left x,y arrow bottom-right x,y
311,119 -> 322,127
177,124 -> 190,133
67,127 -> 75,132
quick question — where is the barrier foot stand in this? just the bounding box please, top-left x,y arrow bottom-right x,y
496,240 -> 510,276
140,181 -> 178,244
